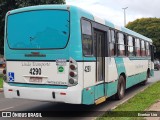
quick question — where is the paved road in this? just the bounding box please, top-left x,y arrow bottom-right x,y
0,71 -> 160,120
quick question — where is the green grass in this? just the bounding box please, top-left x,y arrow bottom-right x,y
97,81 -> 160,120
0,77 -> 3,88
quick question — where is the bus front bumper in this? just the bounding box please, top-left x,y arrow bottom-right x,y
3,82 -> 82,104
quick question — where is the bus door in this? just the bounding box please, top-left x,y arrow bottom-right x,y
94,30 -> 106,102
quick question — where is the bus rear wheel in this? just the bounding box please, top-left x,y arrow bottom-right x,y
115,75 -> 125,100
141,71 -> 149,85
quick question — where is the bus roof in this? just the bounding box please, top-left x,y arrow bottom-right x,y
7,5 -> 152,42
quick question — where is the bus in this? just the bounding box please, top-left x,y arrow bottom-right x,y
3,5 -> 154,105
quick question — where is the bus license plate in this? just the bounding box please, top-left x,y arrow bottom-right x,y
29,77 -> 42,83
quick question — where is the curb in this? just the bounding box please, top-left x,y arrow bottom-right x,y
95,85 -> 150,119
0,88 -> 3,92
110,85 -> 148,110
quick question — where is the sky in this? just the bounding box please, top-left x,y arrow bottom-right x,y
66,0 -> 160,26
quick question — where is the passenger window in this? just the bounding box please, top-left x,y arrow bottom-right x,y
146,42 -> 150,56
117,33 -> 125,56
141,40 -> 146,56
81,19 -> 93,56
135,38 -> 141,56
109,30 -> 116,56
128,36 -> 134,56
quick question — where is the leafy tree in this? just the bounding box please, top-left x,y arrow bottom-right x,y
0,0 -> 65,54
126,18 -> 160,58
15,0 -> 65,8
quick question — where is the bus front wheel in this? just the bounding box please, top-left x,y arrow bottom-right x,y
115,75 -> 125,100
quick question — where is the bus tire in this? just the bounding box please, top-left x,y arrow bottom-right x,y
115,75 -> 125,100
141,71 -> 149,85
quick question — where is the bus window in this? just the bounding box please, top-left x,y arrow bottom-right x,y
7,10 -> 70,49
109,30 -> 116,56
146,42 -> 150,56
135,38 -> 141,56
117,33 -> 125,56
128,36 -> 134,56
141,40 -> 146,56
81,19 -> 93,56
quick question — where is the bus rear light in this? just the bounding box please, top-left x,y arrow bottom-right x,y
69,71 -> 77,77
2,63 -> 6,68
3,69 -> 6,75
70,64 -> 77,70
70,60 -> 73,63
68,57 -> 78,87
69,78 -> 77,84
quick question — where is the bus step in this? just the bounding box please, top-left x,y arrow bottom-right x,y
95,96 -> 106,105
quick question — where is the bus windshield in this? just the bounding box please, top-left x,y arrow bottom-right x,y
7,10 -> 70,49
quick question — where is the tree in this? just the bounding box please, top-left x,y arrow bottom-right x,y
0,0 -> 65,54
15,0 -> 65,8
126,18 -> 160,58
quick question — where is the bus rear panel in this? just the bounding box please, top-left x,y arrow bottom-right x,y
4,5 -> 84,104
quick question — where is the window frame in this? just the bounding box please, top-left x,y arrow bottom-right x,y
81,19 -> 93,57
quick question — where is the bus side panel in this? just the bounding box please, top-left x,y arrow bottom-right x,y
115,57 -> 126,76
94,84 -> 105,100
105,57 -> 118,97
126,72 -> 147,88
124,58 -> 148,88
82,61 -> 96,105
105,81 -> 118,97
82,86 -> 95,105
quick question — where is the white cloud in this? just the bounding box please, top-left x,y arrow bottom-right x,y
66,0 -> 159,26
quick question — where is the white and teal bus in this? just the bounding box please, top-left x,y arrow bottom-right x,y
3,5 -> 154,105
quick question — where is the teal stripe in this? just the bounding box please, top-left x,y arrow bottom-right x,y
82,82 -> 118,105
82,71 -> 150,105
115,57 -> 126,75
105,81 -> 118,97
126,72 -> 147,89
8,83 -> 68,89
95,84 -> 105,100
150,69 -> 154,77
82,86 -> 94,105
